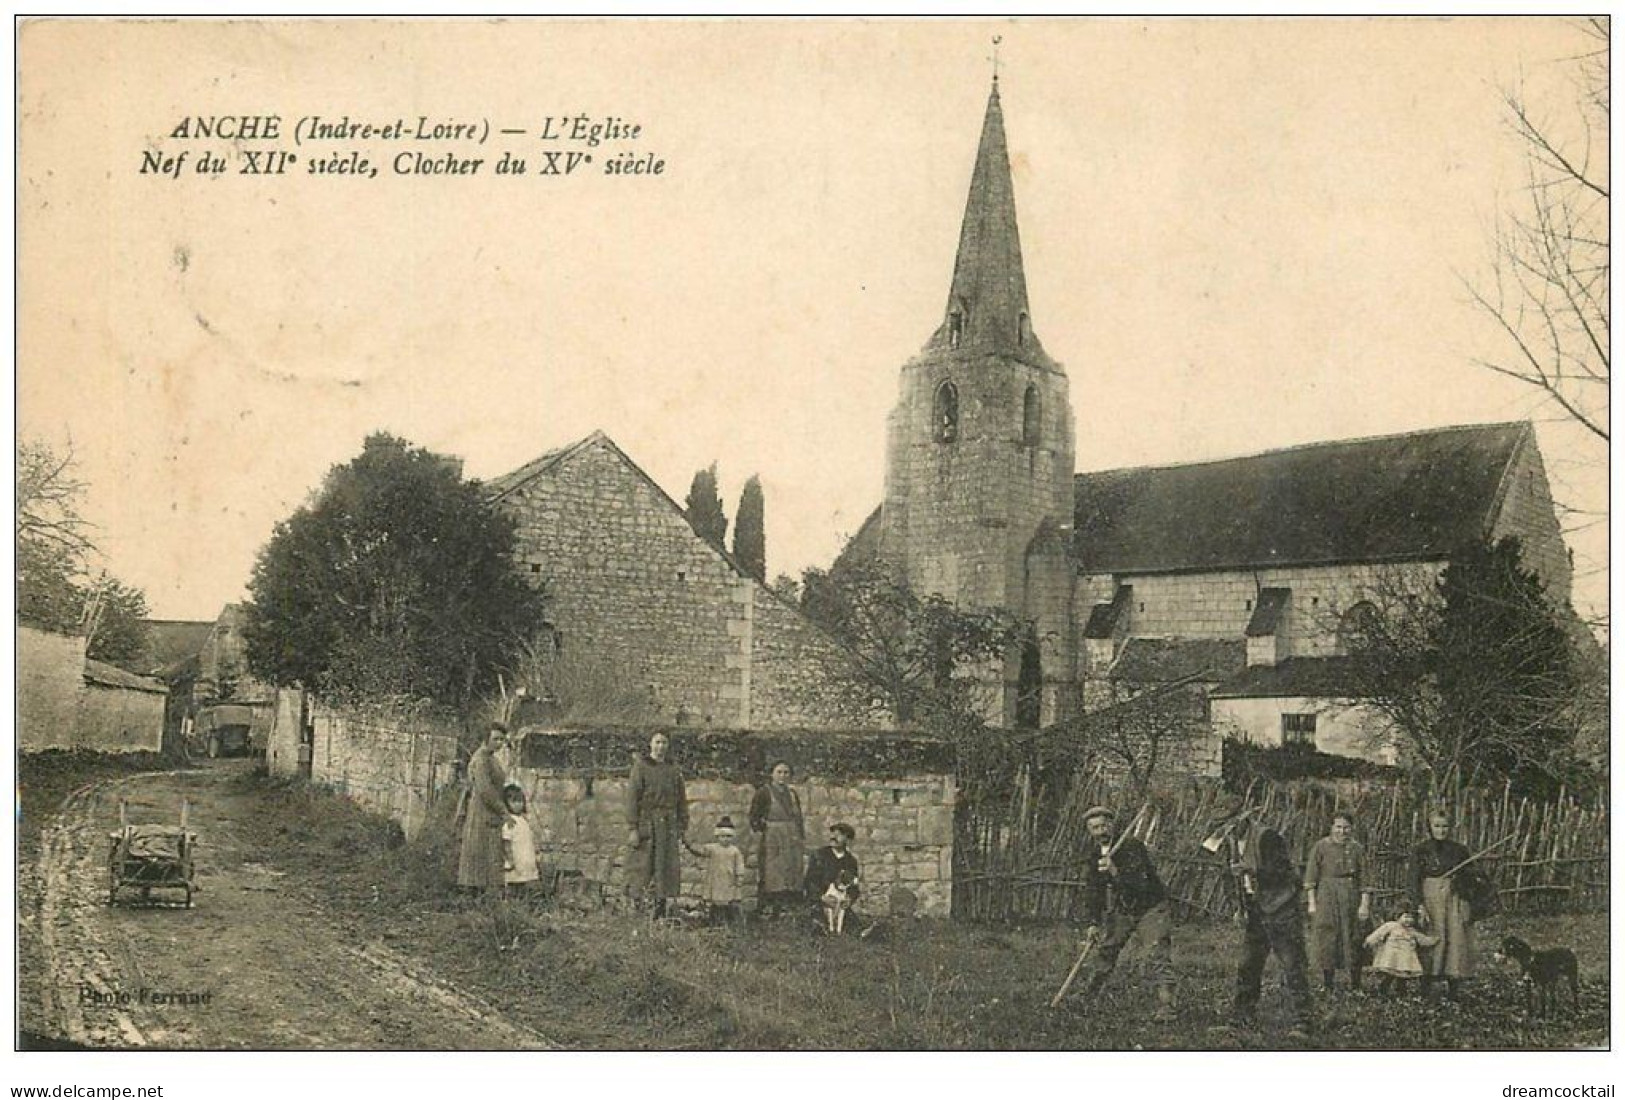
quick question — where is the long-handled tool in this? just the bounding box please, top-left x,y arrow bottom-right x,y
1050,925 -> 1100,1008
1442,835 -> 1515,879
1049,806 -> 1149,1008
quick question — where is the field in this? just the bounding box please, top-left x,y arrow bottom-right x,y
236,771 -> 1610,1051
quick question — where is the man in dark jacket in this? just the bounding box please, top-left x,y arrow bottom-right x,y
1070,806 -> 1175,1017
1205,793 -> 1313,1036
804,822 -> 861,934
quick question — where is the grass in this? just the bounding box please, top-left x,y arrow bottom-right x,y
237,772 -> 1610,1050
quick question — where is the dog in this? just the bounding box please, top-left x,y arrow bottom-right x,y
821,871 -> 858,935
1494,935 -> 1580,1016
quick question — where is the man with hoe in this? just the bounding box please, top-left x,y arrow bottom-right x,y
1204,792 -> 1314,1038
1068,805 -> 1176,1019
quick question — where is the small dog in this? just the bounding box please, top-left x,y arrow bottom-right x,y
1494,935 -> 1580,1016
821,871 -> 858,935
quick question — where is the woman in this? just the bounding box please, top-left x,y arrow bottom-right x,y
1407,808 -> 1476,999
748,761 -> 805,918
1304,812 -> 1371,992
625,731 -> 688,919
456,722 -> 510,894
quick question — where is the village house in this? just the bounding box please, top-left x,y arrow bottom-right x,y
485,432 -> 849,730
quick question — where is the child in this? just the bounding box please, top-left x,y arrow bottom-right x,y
501,783 -> 540,897
1363,904 -> 1440,996
684,816 -> 747,927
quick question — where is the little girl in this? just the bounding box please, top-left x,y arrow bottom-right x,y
1363,905 -> 1440,995
683,815 -> 747,927
501,783 -> 540,896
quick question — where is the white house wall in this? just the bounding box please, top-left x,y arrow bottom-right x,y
1211,695 -> 1399,765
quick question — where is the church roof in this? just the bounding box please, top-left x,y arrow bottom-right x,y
924,80 -> 1047,362
1072,422 -> 1531,575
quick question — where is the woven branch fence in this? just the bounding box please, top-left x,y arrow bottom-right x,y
952,759 -> 1608,924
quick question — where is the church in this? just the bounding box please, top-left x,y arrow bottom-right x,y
490,77 -> 1574,769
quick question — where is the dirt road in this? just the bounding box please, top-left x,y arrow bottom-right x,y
21,762 -> 550,1049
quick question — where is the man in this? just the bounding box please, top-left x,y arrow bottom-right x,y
803,822 -> 861,934
1205,792 -> 1313,1037
1070,806 -> 1175,1019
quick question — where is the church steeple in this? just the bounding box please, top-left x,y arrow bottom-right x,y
932,78 -> 1041,358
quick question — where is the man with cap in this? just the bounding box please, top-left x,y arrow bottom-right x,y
1069,805 -> 1175,1018
1204,792 -> 1314,1037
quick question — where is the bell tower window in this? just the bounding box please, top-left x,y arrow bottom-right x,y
934,380 -> 959,443
1022,384 -> 1040,447
948,297 -> 970,349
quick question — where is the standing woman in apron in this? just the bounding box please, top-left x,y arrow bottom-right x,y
749,761 -> 805,918
1408,808 -> 1475,1000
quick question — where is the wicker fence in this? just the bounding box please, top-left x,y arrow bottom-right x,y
952,757 -> 1609,924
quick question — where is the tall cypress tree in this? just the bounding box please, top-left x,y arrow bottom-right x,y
684,463 -> 728,553
733,475 -> 766,581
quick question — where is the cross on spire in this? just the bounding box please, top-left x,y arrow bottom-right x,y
990,35 -> 1002,82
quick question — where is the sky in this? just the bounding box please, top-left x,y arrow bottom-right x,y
17,18 -> 1608,626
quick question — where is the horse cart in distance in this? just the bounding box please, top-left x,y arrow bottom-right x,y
108,798 -> 197,908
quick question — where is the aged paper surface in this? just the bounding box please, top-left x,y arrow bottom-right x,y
12,15 -> 1613,1092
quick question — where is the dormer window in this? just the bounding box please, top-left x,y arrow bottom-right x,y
1022,384 -> 1040,447
934,380 -> 959,443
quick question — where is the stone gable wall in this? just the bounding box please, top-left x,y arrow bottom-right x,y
1489,435 -> 1573,607
498,439 -> 751,727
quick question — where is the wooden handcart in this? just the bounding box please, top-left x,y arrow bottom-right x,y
107,798 -> 197,908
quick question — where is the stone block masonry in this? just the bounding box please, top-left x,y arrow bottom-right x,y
495,433 -> 853,729
511,726 -> 958,916
294,706 -> 959,916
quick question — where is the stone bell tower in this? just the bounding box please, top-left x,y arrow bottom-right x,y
880,77 -> 1077,727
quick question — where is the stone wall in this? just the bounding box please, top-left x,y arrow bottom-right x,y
512,727 -> 957,916
1078,561 -> 1441,660
308,703 -> 462,838
75,684 -> 166,754
18,626 -> 88,752
495,434 -> 850,730
266,688 -> 305,779
746,592 -> 858,728
1490,432 -> 1573,607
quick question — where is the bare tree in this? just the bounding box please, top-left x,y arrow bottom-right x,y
1063,675 -> 1209,797
1469,18 -> 1609,443
17,437 -> 94,562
